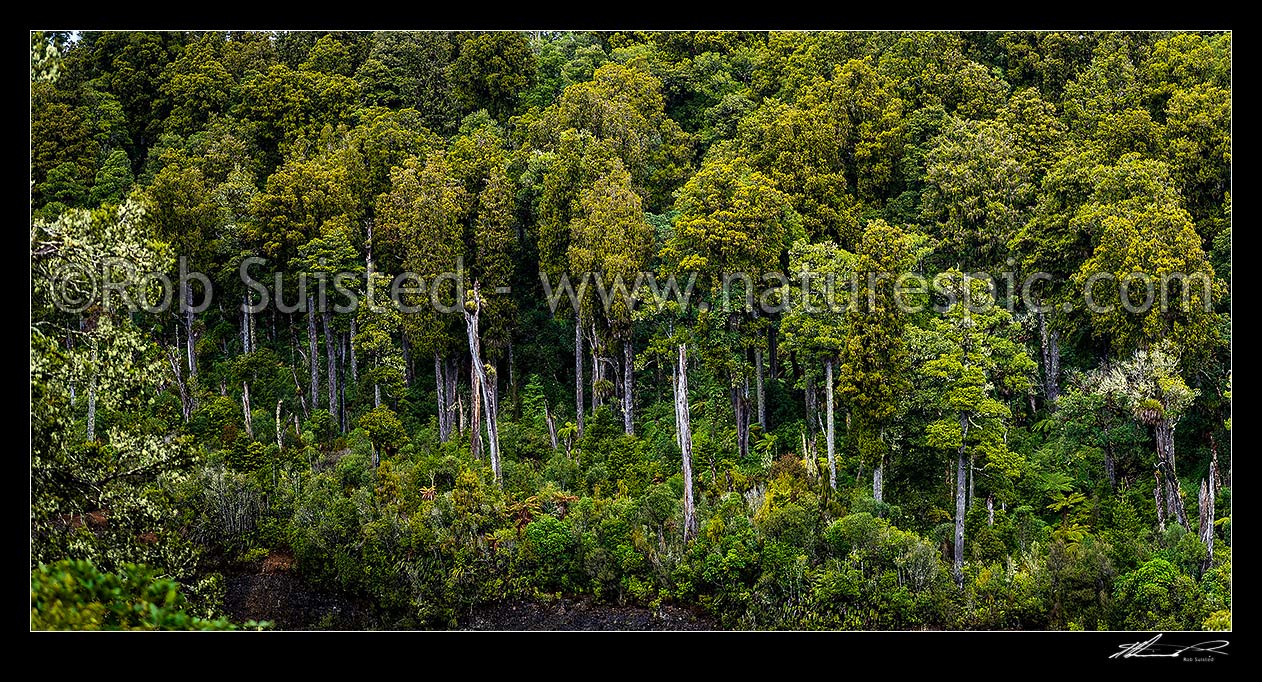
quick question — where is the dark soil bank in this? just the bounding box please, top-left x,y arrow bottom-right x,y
223,566 -> 377,630
460,598 -> 718,631
223,552 -> 718,630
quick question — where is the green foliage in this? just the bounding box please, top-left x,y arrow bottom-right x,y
450,32 -> 536,121
358,405 -> 408,457
29,30 -> 1231,632
32,559 -> 255,630
90,149 -> 135,206
1111,558 -> 1206,630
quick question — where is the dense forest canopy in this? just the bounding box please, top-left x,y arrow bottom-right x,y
30,29 -> 1230,631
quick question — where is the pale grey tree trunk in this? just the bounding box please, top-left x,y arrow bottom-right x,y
486,371 -> 501,482
544,399 -> 559,450
445,357 -> 458,437
275,400 -> 283,450
242,292 -> 250,353
174,319 -> 181,377
308,307 -> 319,412
755,348 -> 766,431
954,413 -> 971,589
166,347 -> 192,422
349,317 -> 359,384
464,290 -> 499,483
740,374 -> 751,458
968,454 -> 975,509
457,391 -> 465,436
185,283 -> 197,380
1209,433 -> 1223,498
825,358 -> 837,490
873,461 -> 884,503
242,381 -> 253,438
248,294 -> 256,353
622,334 -> 634,435
1154,477 -> 1167,532
676,343 -> 697,541
401,335 -> 412,387
768,325 -> 778,380
987,494 -> 994,526
730,378 -> 751,461
1037,310 -> 1060,408
805,371 -> 818,456
575,322 -> 584,439
470,359 -> 482,460
590,322 -> 601,414
86,347 -> 98,441
435,353 -> 450,442
1102,408 -> 1117,490
339,333 -> 348,432
324,310 -> 336,422
477,366 -> 501,482
1198,475 -> 1214,572
1155,419 -> 1189,529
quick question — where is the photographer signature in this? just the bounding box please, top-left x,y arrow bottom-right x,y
1110,634 -> 1229,659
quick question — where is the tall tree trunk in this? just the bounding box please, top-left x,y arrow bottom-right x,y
173,320 -> 180,381
1209,432 -> 1223,499
464,290 -> 499,483
470,365 -> 482,460
185,283 -> 197,381
1198,475 -> 1214,572
954,413 -> 971,589
1155,419 -> 1189,529
622,332 -> 634,435
324,310 -> 336,422
486,370 -> 501,482
575,322 -> 584,439
805,370 -> 818,456
457,391 -> 466,436
475,365 -> 500,481
166,346 -> 192,422
873,459 -> 884,503
730,376 -> 751,461
742,373 -> 751,456
755,348 -> 766,431
1102,409 -> 1117,491
275,400 -> 283,450
544,399 -> 559,450
339,334 -> 348,432
675,343 -> 697,542
349,317 -> 359,384
435,353 -> 450,442
987,494 -> 995,526
590,322 -> 601,414
242,292 -> 250,354
401,335 -> 412,387
1037,310 -> 1060,408
1154,475 -> 1167,532
308,307 -> 319,412
374,383 -> 380,408
446,357 -> 458,437
825,358 -> 837,490
86,347 -> 98,441
968,454 -> 975,509
509,342 -> 519,421
768,325 -> 778,379
248,294 -> 256,353
242,381 -> 253,438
